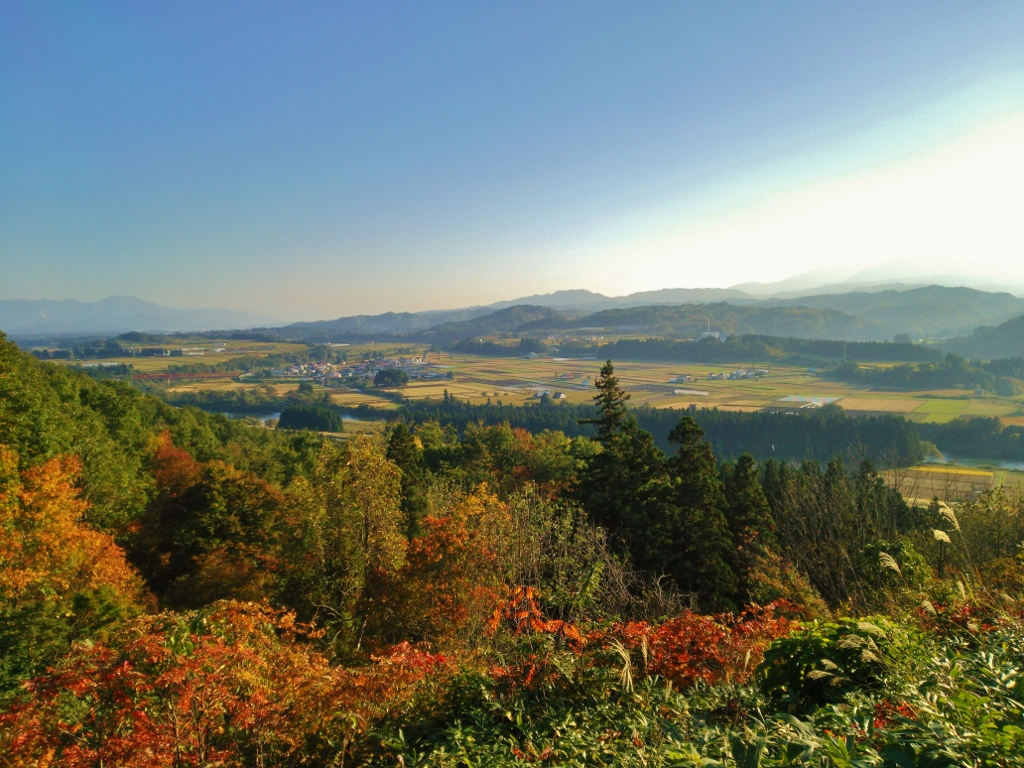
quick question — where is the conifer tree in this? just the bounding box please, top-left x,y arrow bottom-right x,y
585,360 -> 631,441
575,361 -> 666,567
721,453 -> 778,596
386,423 -> 429,536
760,458 -> 792,521
663,416 -> 738,609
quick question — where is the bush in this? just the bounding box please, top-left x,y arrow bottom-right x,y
759,616 -> 924,712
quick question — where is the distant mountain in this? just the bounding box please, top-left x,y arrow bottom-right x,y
485,287 -> 750,312
265,284 -> 1024,344
273,289 -> 752,339
426,305 -> 570,342
753,286 -> 1024,338
281,307 -> 493,339
226,272 -> 1024,346
0,296 -> 277,337
733,258 -> 1024,299
731,265 -> 870,297
484,290 -> 612,311
945,314 -> 1024,359
517,303 -> 881,341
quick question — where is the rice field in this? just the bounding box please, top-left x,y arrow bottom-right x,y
394,358 -> 1023,425
327,390 -> 401,409
887,465 -> 995,502
887,462 -> 1024,502
60,343 -> 1024,427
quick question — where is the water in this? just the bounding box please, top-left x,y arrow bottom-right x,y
222,412 -> 280,423
221,412 -> 378,424
924,453 -> 1024,472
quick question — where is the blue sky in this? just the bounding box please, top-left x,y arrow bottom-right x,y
2,2 -> 1023,320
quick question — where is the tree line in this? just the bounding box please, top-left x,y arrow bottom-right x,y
825,353 -> 1022,395
568,334 -> 940,364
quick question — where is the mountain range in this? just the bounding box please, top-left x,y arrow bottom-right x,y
6,256 -> 1024,350
0,296 -> 277,337
264,285 -> 1024,346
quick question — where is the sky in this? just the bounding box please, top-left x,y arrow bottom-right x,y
2,2 -> 1023,321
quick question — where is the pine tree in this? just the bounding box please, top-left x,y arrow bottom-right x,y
662,416 -> 738,609
581,360 -> 631,441
386,423 -> 429,536
575,361 -> 666,566
721,453 -> 778,596
760,458 -> 792,521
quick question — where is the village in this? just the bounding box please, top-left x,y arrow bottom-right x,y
269,356 -> 452,385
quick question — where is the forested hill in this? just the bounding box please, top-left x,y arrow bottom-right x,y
0,332 -> 324,530
276,306 -> 489,337
423,305 -> 570,340
231,284 -> 1024,345
4,334 -> 1024,765
945,314 -> 1024,359
755,285 -> 1024,339
518,302 -> 880,340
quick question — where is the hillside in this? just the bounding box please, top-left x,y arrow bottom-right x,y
945,314 -> 1024,359
485,286 -> 751,312
280,306 -> 494,339
518,302 -> 882,340
269,289 -> 752,339
2,341 -> 1022,764
421,304 -> 571,341
225,284 -> 1024,345
757,285 -> 1024,338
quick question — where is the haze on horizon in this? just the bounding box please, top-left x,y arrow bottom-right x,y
2,2 -> 1023,322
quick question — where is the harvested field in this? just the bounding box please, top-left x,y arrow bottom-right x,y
888,465 -> 995,502
838,397 -> 922,414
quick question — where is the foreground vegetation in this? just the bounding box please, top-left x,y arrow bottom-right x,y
1,334 -> 1023,765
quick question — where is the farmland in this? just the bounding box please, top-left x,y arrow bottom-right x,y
44,337 -> 1024,427
382,356 -> 1023,425
886,461 -> 1024,502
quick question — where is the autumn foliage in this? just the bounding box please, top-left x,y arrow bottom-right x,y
8,343 -> 1023,765
0,446 -> 144,607
370,486 -> 510,647
0,601 -> 447,767
485,586 -> 793,691
0,445 -> 147,694
612,603 -> 796,687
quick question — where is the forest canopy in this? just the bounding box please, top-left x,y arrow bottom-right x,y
1,338 -> 1023,765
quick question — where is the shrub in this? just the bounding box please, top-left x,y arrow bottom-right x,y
0,602 -> 447,766
759,616 -> 925,712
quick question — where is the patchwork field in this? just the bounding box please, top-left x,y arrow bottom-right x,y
56,341 -> 311,372
888,465 -> 995,502
394,358 -> 1023,425
57,344 -> 1024,427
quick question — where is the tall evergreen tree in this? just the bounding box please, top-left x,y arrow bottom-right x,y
584,360 -> 631,441
721,453 -> 777,598
386,423 -> 429,536
760,458 -> 791,521
575,361 -> 666,568
662,417 -> 738,609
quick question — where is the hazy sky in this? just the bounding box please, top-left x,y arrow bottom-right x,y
2,2 -> 1023,320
